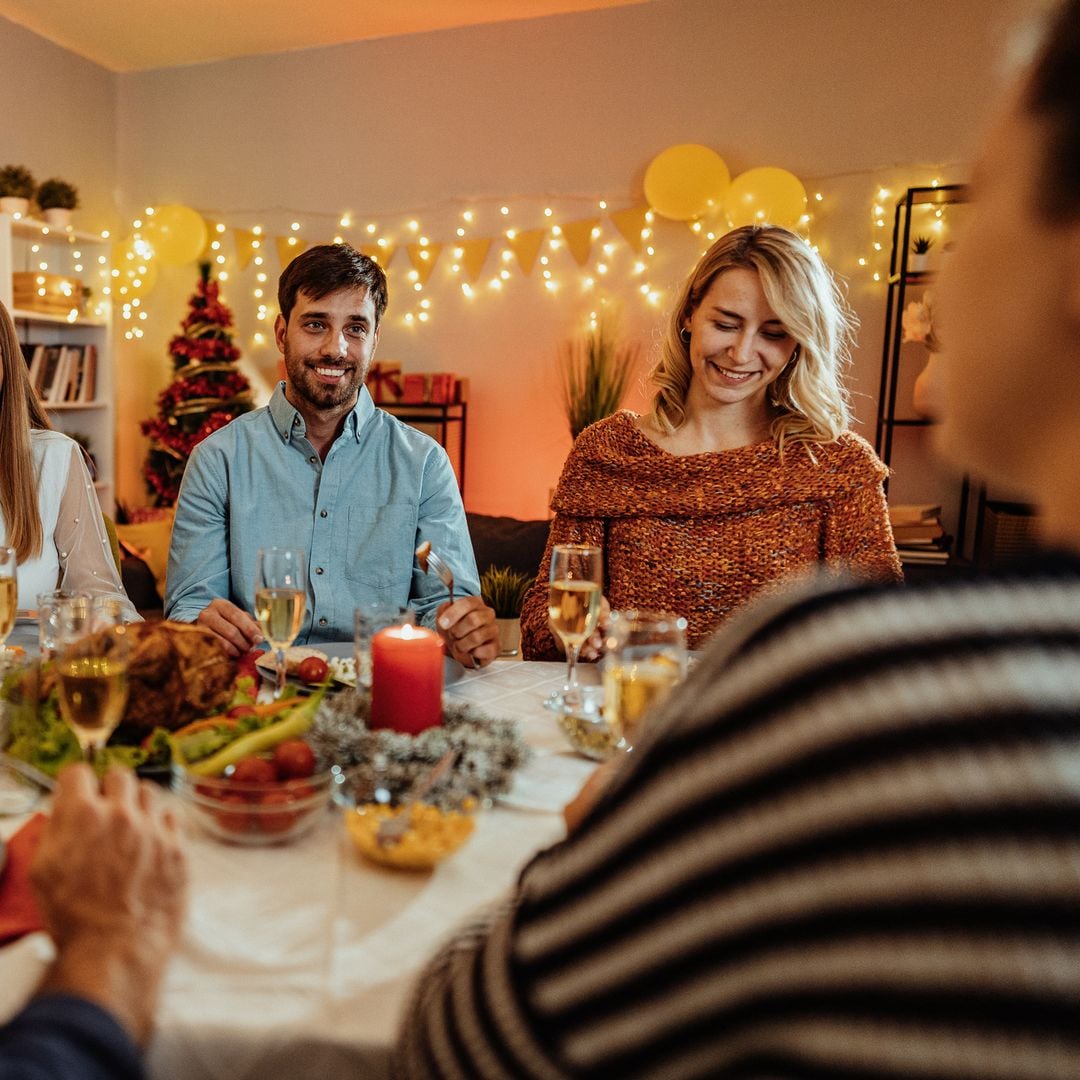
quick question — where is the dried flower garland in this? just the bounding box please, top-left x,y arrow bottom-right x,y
308,690 -> 529,810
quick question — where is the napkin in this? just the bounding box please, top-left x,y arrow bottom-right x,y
0,813 -> 47,946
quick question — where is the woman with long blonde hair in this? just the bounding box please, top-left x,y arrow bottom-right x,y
521,225 -> 900,659
0,299 -> 137,616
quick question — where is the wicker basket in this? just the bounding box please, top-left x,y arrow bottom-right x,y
978,501 -> 1040,569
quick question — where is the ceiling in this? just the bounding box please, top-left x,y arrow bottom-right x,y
0,0 -> 651,72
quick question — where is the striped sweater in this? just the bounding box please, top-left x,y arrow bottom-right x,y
396,553 -> 1080,1078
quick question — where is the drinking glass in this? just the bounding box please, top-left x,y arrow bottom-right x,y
37,590 -> 91,659
354,604 -> 414,689
55,614 -> 130,766
548,543 -> 603,703
0,547 -> 15,657
602,610 -> 688,750
254,548 -> 307,699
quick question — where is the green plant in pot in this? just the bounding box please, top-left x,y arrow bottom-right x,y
480,566 -> 534,657
910,235 -> 934,272
560,311 -> 641,440
36,177 -> 79,228
0,164 -> 36,217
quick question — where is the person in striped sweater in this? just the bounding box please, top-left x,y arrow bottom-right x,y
394,3 -> 1080,1076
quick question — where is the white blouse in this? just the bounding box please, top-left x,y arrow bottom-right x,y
2,429 -> 139,619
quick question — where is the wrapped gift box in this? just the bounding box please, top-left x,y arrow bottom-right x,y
428,373 -> 455,404
400,373 -> 427,404
365,360 -> 403,403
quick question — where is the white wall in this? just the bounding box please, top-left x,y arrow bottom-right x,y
3,0 -> 1041,519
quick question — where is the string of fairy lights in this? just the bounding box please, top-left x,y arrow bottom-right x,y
12,172 -> 961,344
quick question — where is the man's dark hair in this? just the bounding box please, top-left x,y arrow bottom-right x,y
1026,0 -> 1080,218
277,243 -> 388,326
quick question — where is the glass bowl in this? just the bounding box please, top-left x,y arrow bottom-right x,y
332,760 -> 476,871
171,765 -> 331,846
544,685 -> 620,761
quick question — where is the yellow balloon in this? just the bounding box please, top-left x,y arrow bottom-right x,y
724,167 -> 807,230
644,144 -> 730,221
110,237 -> 159,300
145,204 -> 208,266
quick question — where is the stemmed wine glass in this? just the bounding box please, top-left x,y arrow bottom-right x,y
255,548 -> 307,700
548,543 -> 603,703
55,610 -> 130,766
0,547 -> 15,660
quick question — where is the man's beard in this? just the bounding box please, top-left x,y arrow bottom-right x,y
284,350 -> 366,410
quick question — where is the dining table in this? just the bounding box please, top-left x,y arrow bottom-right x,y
0,655 -> 599,1080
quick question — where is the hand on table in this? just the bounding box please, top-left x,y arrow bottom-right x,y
196,597 -> 264,658
31,765 -> 188,1045
437,596 -> 498,669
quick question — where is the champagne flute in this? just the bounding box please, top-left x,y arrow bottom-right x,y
255,548 -> 307,700
56,620 -> 130,766
0,547 -> 15,659
548,543 -> 603,703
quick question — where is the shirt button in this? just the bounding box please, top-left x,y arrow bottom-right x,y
318,618 -> 327,627
320,510 -> 328,518
309,455 -> 317,464
315,567 -> 324,575
293,417 -> 300,425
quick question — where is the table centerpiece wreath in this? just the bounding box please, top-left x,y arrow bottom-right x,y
307,690 -> 530,810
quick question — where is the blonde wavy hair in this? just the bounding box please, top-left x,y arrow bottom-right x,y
0,300 -> 53,562
649,225 -> 856,457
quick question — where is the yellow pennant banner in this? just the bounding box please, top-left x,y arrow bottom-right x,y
407,242 -> 443,286
560,218 -> 600,267
360,243 -> 397,267
275,236 -> 307,268
233,228 -> 258,270
609,206 -> 649,254
507,228 -> 545,275
458,238 -> 492,283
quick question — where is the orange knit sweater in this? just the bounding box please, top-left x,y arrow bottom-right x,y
520,412 -> 902,659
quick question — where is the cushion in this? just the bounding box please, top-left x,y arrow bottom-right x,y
466,513 -> 550,579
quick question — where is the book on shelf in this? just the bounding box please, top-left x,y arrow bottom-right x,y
899,546 -> 951,564
35,345 -> 63,399
888,502 -> 942,526
79,344 -> 97,402
891,520 -> 945,545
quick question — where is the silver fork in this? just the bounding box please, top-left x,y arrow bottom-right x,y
376,748 -> 459,847
415,541 -> 455,603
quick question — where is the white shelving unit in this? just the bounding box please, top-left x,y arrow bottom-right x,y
0,213 -> 115,514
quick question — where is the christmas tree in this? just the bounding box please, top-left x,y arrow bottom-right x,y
141,264 -> 253,505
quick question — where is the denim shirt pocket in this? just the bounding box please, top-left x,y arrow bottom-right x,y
344,504 -> 417,588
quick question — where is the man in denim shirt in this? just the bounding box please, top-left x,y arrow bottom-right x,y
164,244 -> 498,668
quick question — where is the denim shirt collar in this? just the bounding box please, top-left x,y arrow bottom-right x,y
268,382 -> 375,445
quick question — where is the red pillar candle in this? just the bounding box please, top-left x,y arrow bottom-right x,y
369,625 -> 444,734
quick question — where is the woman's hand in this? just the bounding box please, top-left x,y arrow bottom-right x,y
579,596 -> 611,661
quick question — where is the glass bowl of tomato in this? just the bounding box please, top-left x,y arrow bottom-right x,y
172,739 -> 332,845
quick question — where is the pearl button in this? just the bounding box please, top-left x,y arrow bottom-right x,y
309,455 -> 317,464
320,510 -> 328,518
315,567 -> 324,575
318,617 -> 327,626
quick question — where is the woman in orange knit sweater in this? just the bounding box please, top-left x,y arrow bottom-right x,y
521,225 -> 901,659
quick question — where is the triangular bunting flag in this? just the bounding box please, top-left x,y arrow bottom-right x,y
360,243 -> 397,267
507,228 -> 546,275
609,206 -> 649,254
234,228 -> 257,270
459,238 -> 492,283
560,218 -> 600,267
407,242 -> 443,286
276,236 -> 307,268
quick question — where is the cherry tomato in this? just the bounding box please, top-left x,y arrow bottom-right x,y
228,704 -> 258,720
273,739 -> 317,780
297,656 -> 330,685
212,792 -> 253,834
231,756 -> 277,785
258,790 -> 300,834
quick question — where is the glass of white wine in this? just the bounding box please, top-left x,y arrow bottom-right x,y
0,547 -> 16,659
255,547 -> 307,700
56,619 -> 130,766
548,543 -> 603,704
602,610 -> 688,750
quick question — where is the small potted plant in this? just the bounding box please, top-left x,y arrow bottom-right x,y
0,164 -> 36,218
909,235 -> 934,273
480,565 -> 534,657
35,177 -> 79,229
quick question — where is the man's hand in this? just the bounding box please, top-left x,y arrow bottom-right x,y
196,597 -> 264,658
436,596 -> 499,668
31,765 -> 188,1045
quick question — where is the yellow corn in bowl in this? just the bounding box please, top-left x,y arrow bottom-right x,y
344,800 -> 476,870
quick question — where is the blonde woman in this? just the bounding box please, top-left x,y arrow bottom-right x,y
0,300 -> 137,616
521,225 -> 900,658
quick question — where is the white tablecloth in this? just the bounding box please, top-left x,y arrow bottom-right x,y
1,660 -> 596,1079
